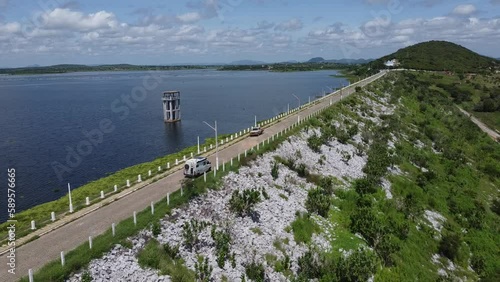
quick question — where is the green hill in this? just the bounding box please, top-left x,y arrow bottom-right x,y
371,41 -> 498,73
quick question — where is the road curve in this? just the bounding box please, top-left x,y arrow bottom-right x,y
0,71 -> 386,282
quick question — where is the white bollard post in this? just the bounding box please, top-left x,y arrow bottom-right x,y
183,155 -> 186,161
148,170 -> 151,177
231,158 -> 233,167
298,115 -> 300,123
60,251 -> 65,266
191,152 -> 194,158
151,201 -> 154,215
138,174 -> 142,182
221,140 -> 224,145
167,163 -> 170,169
114,185 -> 117,192
214,168 -> 216,177
31,220 -> 36,230
245,150 -> 247,157
210,144 -> 213,149
175,159 -> 178,165
257,143 -> 259,150
226,137 -> 229,143
100,191 -> 104,199
204,146 -> 207,152
181,187 -> 183,196
167,193 -> 170,205
112,223 -> 116,236
51,211 -> 56,222
127,180 -> 130,187
29,269 -> 33,282
223,162 -> 225,172
238,154 -> 241,162
158,166 -> 161,171
197,136 -> 200,154
89,236 -> 93,249
204,172 -> 206,182
86,197 -> 90,205
133,211 -> 137,226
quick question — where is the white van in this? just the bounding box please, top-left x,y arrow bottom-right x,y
184,157 -> 212,177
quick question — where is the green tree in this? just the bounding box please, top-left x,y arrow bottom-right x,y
305,188 -> 331,217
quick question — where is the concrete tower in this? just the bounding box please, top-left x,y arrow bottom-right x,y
162,91 -> 181,123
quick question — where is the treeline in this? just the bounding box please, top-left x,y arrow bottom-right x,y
0,64 -> 216,75
218,62 -> 351,72
474,87 -> 500,112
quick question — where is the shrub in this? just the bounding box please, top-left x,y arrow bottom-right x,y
296,163 -> 309,178
291,213 -> 320,244
336,248 -> 378,282
439,232 -> 462,261
245,260 -> 266,282
182,219 -> 209,251
212,226 -> 231,268
151,220 -> 161,236
163,243 -> 180,259
305,188 -> 330,217
229,189 -> 262,217
195,256 -> 213,282
307,134 -> 323,153
271,162 -> 279,180
297,251 -> 322,279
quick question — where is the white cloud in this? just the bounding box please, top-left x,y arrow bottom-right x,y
176,12 -> 201,23
275,18 -> 303,32
41,8 -> 118,31
452,4 -> 477,15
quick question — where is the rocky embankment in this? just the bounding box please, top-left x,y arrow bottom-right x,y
68,88 -> 400,282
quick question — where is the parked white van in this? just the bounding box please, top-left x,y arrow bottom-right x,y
184,157 -> 212,177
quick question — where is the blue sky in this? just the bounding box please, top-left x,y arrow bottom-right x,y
0,0 -> 499,67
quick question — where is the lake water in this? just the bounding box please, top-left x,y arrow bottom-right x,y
0,69 -> 347,221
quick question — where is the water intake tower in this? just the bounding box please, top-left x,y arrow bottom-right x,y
162,91 -> 181,123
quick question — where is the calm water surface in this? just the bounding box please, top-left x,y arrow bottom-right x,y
0,69 -> 347,221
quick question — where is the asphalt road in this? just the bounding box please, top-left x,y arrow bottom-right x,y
0,71 -> 386,282
457,107 -> 500,141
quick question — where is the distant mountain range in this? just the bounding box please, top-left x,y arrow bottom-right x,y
307,57 -> 374,64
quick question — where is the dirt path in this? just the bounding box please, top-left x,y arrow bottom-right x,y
0,71 -> 386,281
457,107 -> 500,141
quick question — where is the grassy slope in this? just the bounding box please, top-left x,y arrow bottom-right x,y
296,71 -> 499,281
410,72 -> 500,132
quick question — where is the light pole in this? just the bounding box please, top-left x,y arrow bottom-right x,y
254,115 -> 257,127
292,93 -> 300,109
203,120 -> 218,168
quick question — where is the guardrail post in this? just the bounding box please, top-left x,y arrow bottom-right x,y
167,163 -> 170,169
167,193 -> 170,205
112,223 -> 116,236
223,161 -> 225,172
86,197 -> 90,205
181,187 -> 184,196
31,220 -> 36,230
100,191 -> 104,199
204,172 -> 206,182
148,170 -> 151,177
158,166 -> 161,171
114,185 -> 117,192
133,211 -> 137,226
230,158 -> 233,167
28,269 -> 33,282
138,174 -> 142,182
51,211 -> 56,222
238,153 -> 240,162
127,180 -> 130,187
89,236 -> 93,249
60,251 -> 65,266
175,159 -> 178,165
151,201 -> 154,215
245,150 -> 247,157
